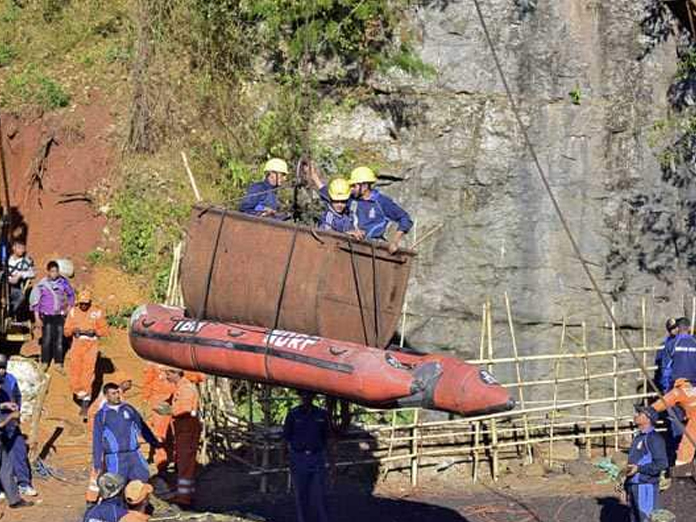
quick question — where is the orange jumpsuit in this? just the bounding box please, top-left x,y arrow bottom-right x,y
142,364 -> 205,474
652,379 -> 696,466
85,371 -> 132,503
171,376 -> 202,506
65,305 -> 108,399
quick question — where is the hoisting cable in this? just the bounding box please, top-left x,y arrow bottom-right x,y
0,116 -> 14,333
349,240 -> 371,346
262,226 -> 300,381
471,0 -> 695,450
371,243 -> 381,348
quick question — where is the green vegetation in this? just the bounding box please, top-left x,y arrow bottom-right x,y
3,66 -> 70,109
569,87 -> 582,105
0,42 -> 15,66
107,305 -> 138,329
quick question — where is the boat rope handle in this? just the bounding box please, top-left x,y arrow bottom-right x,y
348,240 -> 370,347
371,243 -> 381,348
263,226 -> 300,381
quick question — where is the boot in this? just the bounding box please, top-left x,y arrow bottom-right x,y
79,399 -> 90,421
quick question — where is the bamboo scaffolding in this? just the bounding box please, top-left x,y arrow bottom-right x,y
611,305 -> 619,452
582,322 -> 591,458
548,317 -> 566,467
486,300 -> 499,481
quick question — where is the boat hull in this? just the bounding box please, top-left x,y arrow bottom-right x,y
129,304 -> 515,417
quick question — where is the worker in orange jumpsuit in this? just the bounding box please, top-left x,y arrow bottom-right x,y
64,289 -> 108,418
651,378 -> 696,467
85,371 -> 134,506
156,368 -> 202,507
142,364 -> 205,475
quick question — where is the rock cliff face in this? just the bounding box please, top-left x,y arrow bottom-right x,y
319,0 -> 689,388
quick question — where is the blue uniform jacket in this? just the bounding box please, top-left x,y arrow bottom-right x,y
656,335 -> 677,392
0,372 -> 22,432
92,403 -> 157,471
317,186 -> 354,233
350,190 -> 413,239
627,428 -> 667,485
670,333 -> 696,386
283,404 -> 330,471
83,496 -> 128,522
239,180 -> 278,216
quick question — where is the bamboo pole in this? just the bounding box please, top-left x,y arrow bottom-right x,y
410,408 -> 420,487
260,385 -> 271,493
486,299 -> 499,480
466,345 -> 658,366
691,296 -> 696,336
549,317 -> 566,467
181,151 -> 202,202
642,297 -> 648,404
473,304 -> 486,482
611,304 -> 619,452
582,321 -> 591,458
505,292 -> 531,462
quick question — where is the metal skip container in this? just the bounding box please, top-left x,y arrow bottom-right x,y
180,205 -> 415,349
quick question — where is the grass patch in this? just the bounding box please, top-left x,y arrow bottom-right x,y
3,66 -> 70,109
0,42 -> 15,66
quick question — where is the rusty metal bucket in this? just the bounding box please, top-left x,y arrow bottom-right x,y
180,205 -> 415,348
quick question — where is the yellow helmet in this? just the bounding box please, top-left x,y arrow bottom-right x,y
263,158 -> 289,175
348,166 -> 377,185
328,178 -> 351,201
78,289 -> 92,304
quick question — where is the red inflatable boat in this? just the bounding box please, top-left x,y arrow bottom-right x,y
129,304 -> 515,416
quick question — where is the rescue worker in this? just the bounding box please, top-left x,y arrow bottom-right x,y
122,480 -> 153,522
142,364 -> 204,476
65,289 -> 109,419
155,368 -> 201,507
0,353 -> 37,497
348,166 -> 413,254
7,239 -> 35,316
318,178 -> 364,237
92,383 -> 160,486
29,260 -> 75,372
624,405 -> 667,522
669,317 -> 696,386
655,317 -> 678,393
239,158 -> 289,219
86,372 -> 133,506
283,390 -> 331,522
82,473 -> 128,522
0,409 -> 32,509
651,378 -> 696,469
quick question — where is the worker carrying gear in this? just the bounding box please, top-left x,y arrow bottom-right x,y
348,166 -> 413,254
283,390 -> 332,522
624,405 -> 668,522
122,480 -> 153,522
6,239 -> 35,317
92,383 -> 160,486
0,354 -> 37,498
651,378 -> 696,467
29,260 -> 75,372
86,372 -> 133,505
239,157 -> 289,219
0,409 -> 33,509
161,368 -> 201,507
82,472 -> 128,522
65,289 -> 108,419
142,364 -> 204,476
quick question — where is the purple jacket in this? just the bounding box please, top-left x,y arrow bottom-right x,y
29,276 -> 75,316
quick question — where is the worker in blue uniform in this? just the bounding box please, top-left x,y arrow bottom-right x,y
93,383 -> 160,483
669,317 -> 696,386
82,472 -> 128,522
624,405 -> 667,522
283,390 -> 332,522
347,166 -> 413,254
0,354 -> 36,497
655,318 -> 678,393
318,178 -> 364,238
239,158 -> 289,219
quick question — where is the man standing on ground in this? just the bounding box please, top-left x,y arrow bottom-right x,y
624,406 -> 668,522
65,289 -> 108,419
283,390 -> 332,522
93,383 -> 160,484
655,318 -> 678,393
0,408 -> 32,509
155,368 -> 201,507
29,260 -> 75,372
7,239 -> 35,317
0,353 -> 37,497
